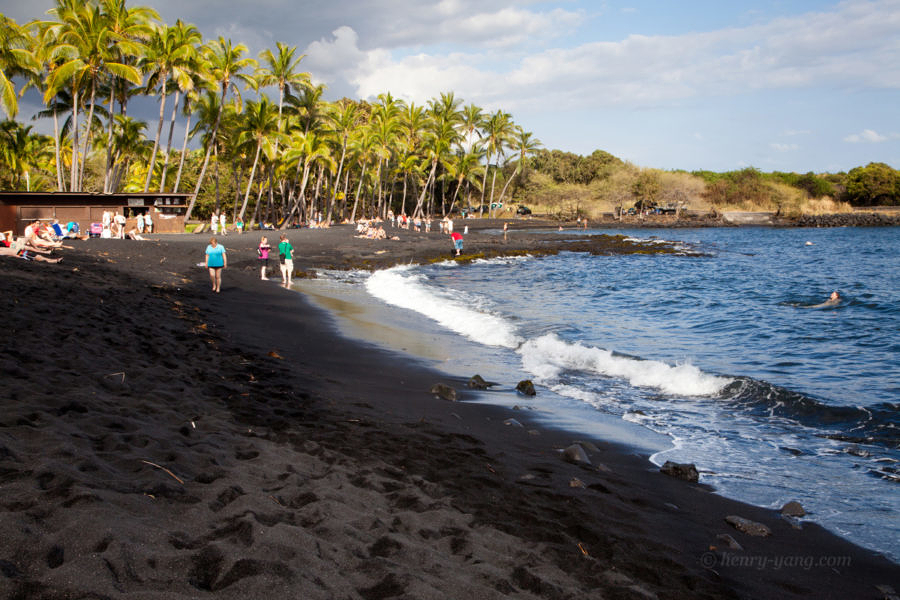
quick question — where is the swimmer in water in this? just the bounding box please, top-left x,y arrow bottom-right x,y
808,291 -> 841,308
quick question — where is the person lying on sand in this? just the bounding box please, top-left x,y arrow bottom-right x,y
0,244 -> 62,263
24,221 -> 63,249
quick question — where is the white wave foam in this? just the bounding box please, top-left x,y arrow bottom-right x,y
518,333 -> 731,397
365,267 -> 523,348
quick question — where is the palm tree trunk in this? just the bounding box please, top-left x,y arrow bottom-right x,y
238,141 -> 262,222
70,88 -> 79,192
144,76 -> 167,193
400,173 -> 408,217
173,106 -> 192,193
340,169 -> 350,220
249,178 -> 265,229
103,86 -> 115,193
489,167 -> 499,216
232,160 -> 242,217
281,161 -> 311,227
159,89 -> 180,192
331,136 -> 347,206
479,150 -> 491,215
52,107 -> 64,191
78,78 -> 98,192
413,158 -> 438,219
446,176 -> 463,216
350,161 -> 367,222
497,167 -> 518,204
213,144 -> 220,213
308,163 -> 324,222
186,90 -> 226,221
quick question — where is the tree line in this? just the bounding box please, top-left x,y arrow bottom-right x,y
2,2 -> 898,223
0,2 -> 541,225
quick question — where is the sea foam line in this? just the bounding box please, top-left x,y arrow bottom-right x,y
366,267 -> 729,397
365,266 -> 523,348
519,333 -> 731,397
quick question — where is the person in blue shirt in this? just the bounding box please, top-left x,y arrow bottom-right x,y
205,237 -> 227,293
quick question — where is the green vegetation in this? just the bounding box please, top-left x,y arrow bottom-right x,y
1,2 -> 898,223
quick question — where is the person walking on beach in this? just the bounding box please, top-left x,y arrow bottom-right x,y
205,236 -> 226,293
145,210 -> 153,233
278,233 -> 295,288
210,212 -> 219,235
258,235 -> 271,280
220,213 -> 227,235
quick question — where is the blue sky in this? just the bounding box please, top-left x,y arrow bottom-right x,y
4,0 -> 899,172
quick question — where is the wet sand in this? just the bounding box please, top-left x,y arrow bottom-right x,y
1,221 -> 897,599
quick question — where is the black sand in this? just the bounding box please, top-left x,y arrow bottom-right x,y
1,222 -> 897,599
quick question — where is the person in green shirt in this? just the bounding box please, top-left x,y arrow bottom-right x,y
278,233 -> 294,288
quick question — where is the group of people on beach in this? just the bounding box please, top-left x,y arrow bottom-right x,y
353,213 -> 464,255
0,220 -> 73,263
255,234 -> 295,287
100,209 -> 152,239
203,233 -> 296,293
209,211 -> 244,235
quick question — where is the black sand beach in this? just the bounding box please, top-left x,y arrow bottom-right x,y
2,222 -> 897,599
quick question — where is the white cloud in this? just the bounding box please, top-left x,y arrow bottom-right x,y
771,143 -> 800,152
843,129 -> 889,143
301,0 -> 900,114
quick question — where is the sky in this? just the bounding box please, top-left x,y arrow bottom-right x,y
3,0 -> 899,173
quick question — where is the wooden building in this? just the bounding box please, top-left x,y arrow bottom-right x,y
0,192 -> 190,235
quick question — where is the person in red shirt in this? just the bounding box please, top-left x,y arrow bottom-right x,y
450,231 -> 463,256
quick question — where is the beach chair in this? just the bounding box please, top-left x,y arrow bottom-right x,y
89,222 -> 102,238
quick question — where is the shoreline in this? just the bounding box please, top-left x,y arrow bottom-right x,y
2,228 -> 897,599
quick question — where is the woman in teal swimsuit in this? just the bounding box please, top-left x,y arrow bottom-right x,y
205,237 -> 227,293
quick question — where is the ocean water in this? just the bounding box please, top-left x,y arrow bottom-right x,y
300,226 -> 899,561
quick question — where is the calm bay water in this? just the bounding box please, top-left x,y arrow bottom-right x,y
306,226 -> 899,560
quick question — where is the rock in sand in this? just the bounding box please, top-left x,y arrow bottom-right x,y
516,380 -> 536,396
781,501 -> 806,517
725,515 -> 772,537
467,374 -> 496,389
563,444 -> 591,466
660,461 -> 699,483
430,383 -> 457,402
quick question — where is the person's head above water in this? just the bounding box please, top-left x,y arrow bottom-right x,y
830,291 -> 841,301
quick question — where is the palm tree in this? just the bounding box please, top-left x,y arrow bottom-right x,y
324,99 -> 359,219
497,128 -> 541,204
172,60 -> 213,193
445,146 -> 485,215
413,116 -> 459,218
44,1 -> 142,191
281,130 -> 333,225
141,21 -> 199,192
286,82 -> 326,136
236,94 -> 281,222
478,109 -> 515,214
99,0 -> 157,192
348,127 -> 375,221
185,37 -> 255,220
106,114 -> 147,191
0,15 -> 39,120
369,93 -> 403,217
256,41 -> 309,135
460,102 -> 484,150
23,21 -> 68,190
